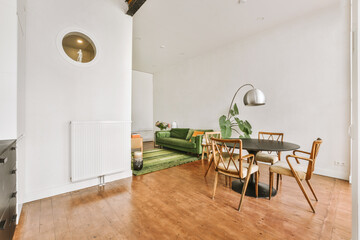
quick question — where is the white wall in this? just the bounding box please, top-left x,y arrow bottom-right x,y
0,0 -> 17,140
22,0 -> 132,203
154,3 -> 351,180
132,70 -> 154,141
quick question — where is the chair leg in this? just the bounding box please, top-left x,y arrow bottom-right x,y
229,177 -> 232,188
258,168 -> 261,179
206,147 -> 210,159
212,172 -> 219,199
269,172 -> 273,200
255,172 -> 259,198
201,147 -> 205,163
238,172 -> 251,211
204,156 -> 213,177
306,180 -> 318,201
293,174 -> 315,213
225,176 -> 228,187
276,174 -> 280,190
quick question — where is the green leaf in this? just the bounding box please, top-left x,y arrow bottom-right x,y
219,115 -> 232,138
235,118 -> 245,132
244,120 -> 252,129
219,115 -> 227,137
233,103 -> 239,115
229,109 -> 235,117
243,133 -> 251,139
219,115 -> 226,126
243,127 -> 250,135
244,120 -> 252,136
224,121 -> 232,138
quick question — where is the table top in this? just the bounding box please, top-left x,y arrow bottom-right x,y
227,138 -> 300,152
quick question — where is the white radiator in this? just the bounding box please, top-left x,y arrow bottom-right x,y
70,121 -> 131,182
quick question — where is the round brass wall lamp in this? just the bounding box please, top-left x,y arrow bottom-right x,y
57,28 -> 99,66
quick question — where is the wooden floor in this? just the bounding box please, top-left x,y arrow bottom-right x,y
14,142 -> 351,239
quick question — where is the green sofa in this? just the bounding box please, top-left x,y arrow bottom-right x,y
155,128 -> 213,155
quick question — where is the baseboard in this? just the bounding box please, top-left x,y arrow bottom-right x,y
22,170 -> 132,203
314,167 -> 349,181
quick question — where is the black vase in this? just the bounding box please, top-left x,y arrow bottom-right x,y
133,159 -> 143,170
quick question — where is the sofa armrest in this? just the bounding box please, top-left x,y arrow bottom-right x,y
156,131 -> 171,138
195,135 -> 204,154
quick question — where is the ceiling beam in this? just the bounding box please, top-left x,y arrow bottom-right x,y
126,0 -> 147,16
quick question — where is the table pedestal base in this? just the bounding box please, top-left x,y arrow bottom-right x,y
232,179 -> 277,198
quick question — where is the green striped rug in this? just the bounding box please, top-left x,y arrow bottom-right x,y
132,149 -> 199,176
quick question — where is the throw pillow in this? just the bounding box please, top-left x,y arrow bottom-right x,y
189,131 -> 204,142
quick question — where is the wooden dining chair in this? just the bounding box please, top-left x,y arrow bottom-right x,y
211,138 -> 259,211
203,132 -> 221,177
201,131 -> 221,162
269,138 -> 322,213
256,131 -> 284,189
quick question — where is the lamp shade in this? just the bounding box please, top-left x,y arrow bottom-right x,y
243,88 -> 266,106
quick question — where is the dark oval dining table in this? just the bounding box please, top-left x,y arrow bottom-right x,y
227,138 -> 300,198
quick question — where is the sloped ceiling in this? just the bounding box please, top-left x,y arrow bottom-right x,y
133,0 -> 340,74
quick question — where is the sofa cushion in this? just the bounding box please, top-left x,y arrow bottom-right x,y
256,152 -> 279,164
157,137 -> 196,149
186,129 -> 194,140
270,161 -> 308,180
156,131 -> 171,138
170,128 -> 189,139
217,159 -> 259,177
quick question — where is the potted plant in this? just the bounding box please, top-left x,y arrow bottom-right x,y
155,121 -> 170,130
219,103 -> 252,139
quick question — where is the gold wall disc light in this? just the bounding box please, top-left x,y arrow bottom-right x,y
62,32 -> 96,63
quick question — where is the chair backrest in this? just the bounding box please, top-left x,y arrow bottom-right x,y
204,131 -> 221,145
258,131 -> 284,142
306,138 -> 323,179
210,138 -> 245,178
258,131 -> 284,156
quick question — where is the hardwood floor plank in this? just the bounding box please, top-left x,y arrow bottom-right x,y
39,198 -> 54,234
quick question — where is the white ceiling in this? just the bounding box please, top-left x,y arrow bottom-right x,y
133,0 -> 339,74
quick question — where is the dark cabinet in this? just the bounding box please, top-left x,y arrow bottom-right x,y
0,140 -> 16,240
